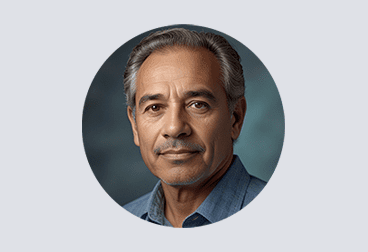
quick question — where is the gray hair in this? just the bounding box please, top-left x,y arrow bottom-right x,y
124,28 -> 245,113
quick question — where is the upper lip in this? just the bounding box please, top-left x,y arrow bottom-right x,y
160,149 -> 198,155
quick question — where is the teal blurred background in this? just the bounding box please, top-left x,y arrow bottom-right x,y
83,24 -> 284,206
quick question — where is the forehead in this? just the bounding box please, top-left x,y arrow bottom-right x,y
135,46 -> 223,96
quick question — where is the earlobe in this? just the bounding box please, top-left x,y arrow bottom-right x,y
127,106 -> 140,147
231,97 -> 247,141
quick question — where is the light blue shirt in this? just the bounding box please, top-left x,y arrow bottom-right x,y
123,155 -> 266,227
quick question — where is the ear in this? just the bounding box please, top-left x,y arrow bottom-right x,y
231,96 -> 247,141
127,106 -> 140,147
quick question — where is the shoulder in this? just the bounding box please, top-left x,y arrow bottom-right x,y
248,176 -> 267,193
123,192 -> 151,218
232,155 -> 267,198
242,175 -> 267,208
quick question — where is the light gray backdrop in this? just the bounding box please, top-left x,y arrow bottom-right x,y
3,2 -> 367,251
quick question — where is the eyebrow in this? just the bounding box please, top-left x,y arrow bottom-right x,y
138,94 -> 163,106
184,89 -> 217,102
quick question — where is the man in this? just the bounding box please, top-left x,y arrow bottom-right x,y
123,28 -> 266,228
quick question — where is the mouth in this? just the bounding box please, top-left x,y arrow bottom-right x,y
159,149 -> 200,160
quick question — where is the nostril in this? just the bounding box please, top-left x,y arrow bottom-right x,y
163,132 -> 187,139
176,132 -> 188,138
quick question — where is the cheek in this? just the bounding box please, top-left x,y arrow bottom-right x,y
136,120 -> 158,148
199,114 -> 232,147
136,118 -> 167,165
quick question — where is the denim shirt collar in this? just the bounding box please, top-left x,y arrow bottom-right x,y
141,155 -> 250,225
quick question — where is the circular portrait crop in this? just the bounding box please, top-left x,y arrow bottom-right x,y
83,24 -> 285,228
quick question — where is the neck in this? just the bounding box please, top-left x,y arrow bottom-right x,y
161,154 -> 234,227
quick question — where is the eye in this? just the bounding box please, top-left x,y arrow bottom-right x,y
189,102 -> 210,111
150,105 -> 160,111
145,104 -> 163,113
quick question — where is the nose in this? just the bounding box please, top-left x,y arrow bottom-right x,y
162,104 -> 191,138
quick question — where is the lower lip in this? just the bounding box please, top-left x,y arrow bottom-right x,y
160,152 -> 198,160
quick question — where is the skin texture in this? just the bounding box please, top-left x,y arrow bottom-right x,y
127,46 -> 246,227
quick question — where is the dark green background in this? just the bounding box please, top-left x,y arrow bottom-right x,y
83,24 -> 284,206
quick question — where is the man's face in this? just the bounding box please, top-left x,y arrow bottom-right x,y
128,46 -> 243,187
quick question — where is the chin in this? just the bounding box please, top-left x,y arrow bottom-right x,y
160,172 -> 204,186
